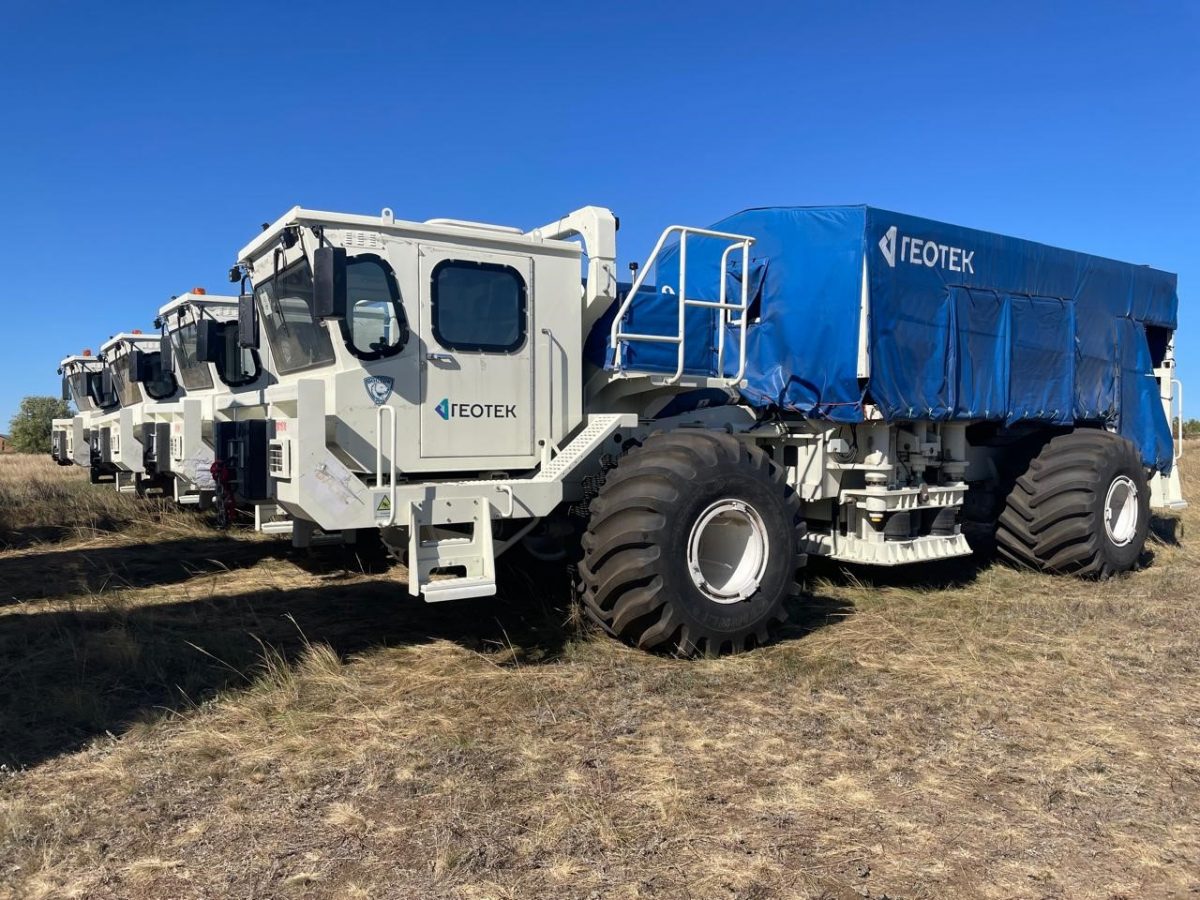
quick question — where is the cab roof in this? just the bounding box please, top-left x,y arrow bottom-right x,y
58,354 -> 103,369
100,333 -> 160,355
158,290 -> 239,319
237,205 -> 582,264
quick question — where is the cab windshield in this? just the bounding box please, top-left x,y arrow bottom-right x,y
256,258 -> 335,375
170,323 -> 214,391
66,371 -> 96,412
169,319 -> 260,390
111,356 -> 142,406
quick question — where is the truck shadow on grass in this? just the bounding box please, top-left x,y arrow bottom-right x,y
0,511 -> 134,552
0,503 -> 213,553
0,562 -> 572,768
1149,513 -> 1184,547
0,523 -> 84,551
0,537 -> 292,605
806,551 -> 990,591
0,550 -> 847,769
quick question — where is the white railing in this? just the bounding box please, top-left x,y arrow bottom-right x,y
609,225 -> 756,385
375,404 -> 397,525
1173,378 -> 1184,458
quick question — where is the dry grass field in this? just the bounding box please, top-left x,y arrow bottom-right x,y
0,453 -> 1197,899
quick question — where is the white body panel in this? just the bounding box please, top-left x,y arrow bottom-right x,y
1150,347 -> 1186,510
417,245 -> 535,463
239,208 -> 586,483
153,292 -> 264,496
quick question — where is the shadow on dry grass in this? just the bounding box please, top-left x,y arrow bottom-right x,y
0,544 -> 846,769
0,537 -> 289,603
0,565 -> 562,768
1,455 -> 1196,898
0,454 -> 212,551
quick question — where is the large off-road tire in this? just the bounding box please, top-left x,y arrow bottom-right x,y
578,430 -> 806,656
995,430 -> 1150,577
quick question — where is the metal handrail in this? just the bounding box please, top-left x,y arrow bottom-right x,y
1173,378 -> 1184,459
375,404 -> 397,525
713,240 -> 751,382
610,225 -> 756,385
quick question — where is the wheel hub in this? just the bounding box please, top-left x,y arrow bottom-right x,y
1104,475 -> 1139,547
686,499 -> 770,603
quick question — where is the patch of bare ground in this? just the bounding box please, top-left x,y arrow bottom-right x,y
0,454 -> 1197,898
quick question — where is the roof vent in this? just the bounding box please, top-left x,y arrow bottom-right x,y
345,231 -> 380,249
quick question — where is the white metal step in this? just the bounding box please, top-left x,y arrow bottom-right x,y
533,413 -> 627,481
408,497 -> 496,600
420,576 -> 497,602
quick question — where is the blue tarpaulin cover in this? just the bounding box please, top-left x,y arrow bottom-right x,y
608,206 -> 1179,471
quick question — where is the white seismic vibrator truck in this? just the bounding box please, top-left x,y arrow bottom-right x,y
53,352 -> 106,469
206,203 -> 1182,655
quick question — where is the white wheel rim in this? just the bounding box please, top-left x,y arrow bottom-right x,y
686,499 -> 770,603
1104,475 -> 1139,547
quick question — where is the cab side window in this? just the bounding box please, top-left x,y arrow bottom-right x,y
431,260 -> 526,353
215,322 -> 261,387
142,352 -> 178,400
342,255 -> 409,359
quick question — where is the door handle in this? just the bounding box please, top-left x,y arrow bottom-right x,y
426,352 -> 456,363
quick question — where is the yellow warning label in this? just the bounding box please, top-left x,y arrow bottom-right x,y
376,495 -> 392,513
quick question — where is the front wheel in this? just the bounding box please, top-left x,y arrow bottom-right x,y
578,430 -> 806,656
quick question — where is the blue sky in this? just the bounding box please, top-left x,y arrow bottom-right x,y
1,1 -> 1196,426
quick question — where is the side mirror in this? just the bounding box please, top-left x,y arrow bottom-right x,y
159,331 -> 174,373
195,320 -> 222,363
61,375 -> 70,402
314,246 -> 347,320
100,367 -> 115,405
238,292 -> 259,349
131,350 -> 152,383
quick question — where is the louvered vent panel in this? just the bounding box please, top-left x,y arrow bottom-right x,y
345,231 -> 380,249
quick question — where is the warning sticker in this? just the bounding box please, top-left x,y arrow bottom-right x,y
374,494 -> 392,519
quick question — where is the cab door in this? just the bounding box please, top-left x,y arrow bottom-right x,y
418,246 -> 535,464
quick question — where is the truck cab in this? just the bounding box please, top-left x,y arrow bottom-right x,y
153,289 -> 269,507
231,206 -> 614,552
53,352 -> 106,467
93,332 -> 178,491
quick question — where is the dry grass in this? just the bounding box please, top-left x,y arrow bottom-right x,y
0,454 -> 213,550
0,454 -> 1197,898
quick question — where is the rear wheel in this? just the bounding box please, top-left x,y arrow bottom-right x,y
578,430 -> 805,656
995,429 -> 1150,577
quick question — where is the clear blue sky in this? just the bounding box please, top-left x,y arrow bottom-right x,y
1,1 -> 1196,426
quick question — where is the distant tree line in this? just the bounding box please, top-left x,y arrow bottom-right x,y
7,396 -> 71,453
